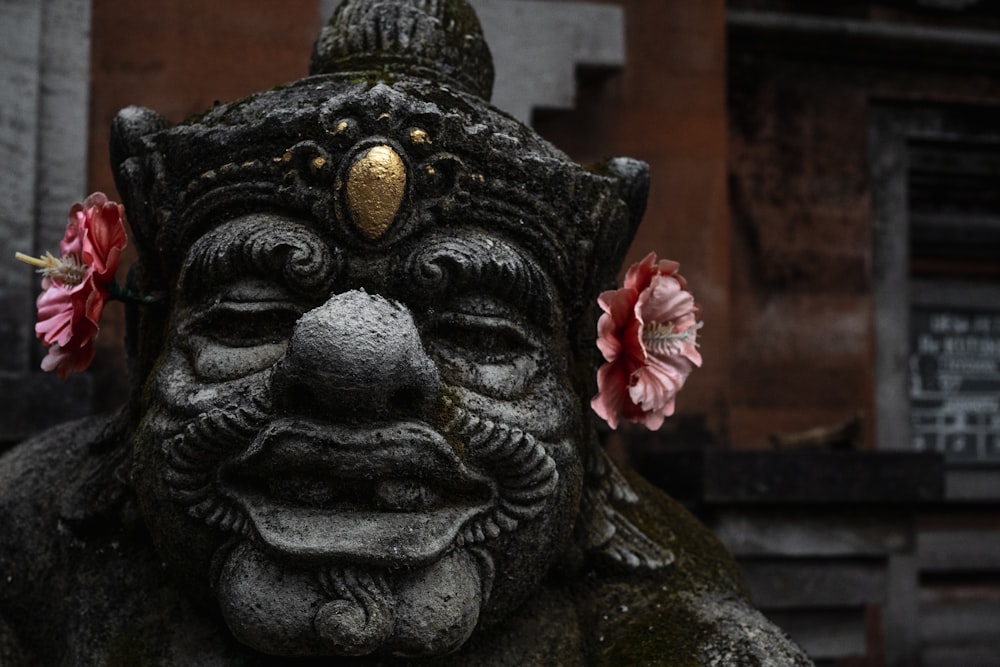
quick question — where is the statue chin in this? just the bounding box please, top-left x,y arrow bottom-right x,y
215,540 -> 487,658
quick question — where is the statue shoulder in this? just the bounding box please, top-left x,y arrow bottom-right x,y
591,589 -> 815,666
0,413 -> 124,518
581,464 -> 814,666
0,411 -> 135,567
0,413 -> 135,662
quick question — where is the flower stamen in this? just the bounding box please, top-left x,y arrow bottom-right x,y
642,320 -> 703,356
15,251 -> 88,286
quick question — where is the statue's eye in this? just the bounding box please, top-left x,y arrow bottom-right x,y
431,313 -> 533,364
182,301 -> 305,381
423,302 -> 541,397
191,302 -> 302,347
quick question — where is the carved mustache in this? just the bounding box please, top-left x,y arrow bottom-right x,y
160,390 -> 272,534
445,406 -> 558,549
159,392 -> 559,551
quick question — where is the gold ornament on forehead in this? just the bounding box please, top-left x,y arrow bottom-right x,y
345,144 -> 407,240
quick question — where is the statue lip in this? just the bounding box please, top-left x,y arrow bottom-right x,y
219,418 -> 493,568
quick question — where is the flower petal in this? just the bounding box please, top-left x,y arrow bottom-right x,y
623,252 -> 657,291
40,345 -> 70,373
628,363 -> 672,412
655,258 -> 684,287
591,361 -> 633,430
597,287 -> 637,326
36,286 -> 78,346
595,314 -> 621,362
639,409 -> 668,431
621,316 -> 645,369
81,199 -> 127,284
80,192 -> 108,209
637,274 -> 694,325
60,214 -> 84,259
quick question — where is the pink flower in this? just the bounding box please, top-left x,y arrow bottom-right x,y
591,252 -> 703,430
16,193 -> 127,379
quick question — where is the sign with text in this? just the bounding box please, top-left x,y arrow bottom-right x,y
910,307 -> 1000,462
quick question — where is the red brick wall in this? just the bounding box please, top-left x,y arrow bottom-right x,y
727,32 -> 1000,449
727,57 -> 876,448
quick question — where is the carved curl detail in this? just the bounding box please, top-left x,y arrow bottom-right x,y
179,218 -> 338,297
579,448 -> 675,571
401,231 -> 554,325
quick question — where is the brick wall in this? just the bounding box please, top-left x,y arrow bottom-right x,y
726,6 -> 1000,449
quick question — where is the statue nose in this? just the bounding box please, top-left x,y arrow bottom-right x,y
271,290 -> 439,422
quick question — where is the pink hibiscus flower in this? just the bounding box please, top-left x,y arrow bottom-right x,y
15,193 -> 127,379
591,252 -> 703,430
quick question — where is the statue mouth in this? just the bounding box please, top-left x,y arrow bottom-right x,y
220,419 -> 493,568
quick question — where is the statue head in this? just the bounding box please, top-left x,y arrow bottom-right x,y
111,0 -> 655,658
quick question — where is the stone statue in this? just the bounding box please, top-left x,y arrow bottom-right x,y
0,1 -> 813,664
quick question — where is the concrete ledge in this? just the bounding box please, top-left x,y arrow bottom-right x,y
638,449 -> 945,504
728,9 -> 1000,71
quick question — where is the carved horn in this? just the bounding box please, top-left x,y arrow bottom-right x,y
585,156 -> 650,290
110,106 -> 169,265
605,156 -> 650,241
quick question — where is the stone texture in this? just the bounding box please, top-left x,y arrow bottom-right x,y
1,417 -> 811,665
85,0 -> 322,413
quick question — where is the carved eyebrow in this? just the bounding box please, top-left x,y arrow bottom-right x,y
400,231 -> 558,328
178,215 -> 338,301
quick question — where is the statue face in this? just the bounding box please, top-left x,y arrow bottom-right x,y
130,212 -> 585,657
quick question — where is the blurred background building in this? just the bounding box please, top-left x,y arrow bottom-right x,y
1,0 -> 998,665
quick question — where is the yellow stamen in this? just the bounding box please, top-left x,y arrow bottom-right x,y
15,251 -> 59,270
15,251 -> 88,285
642,320 -> 703,356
